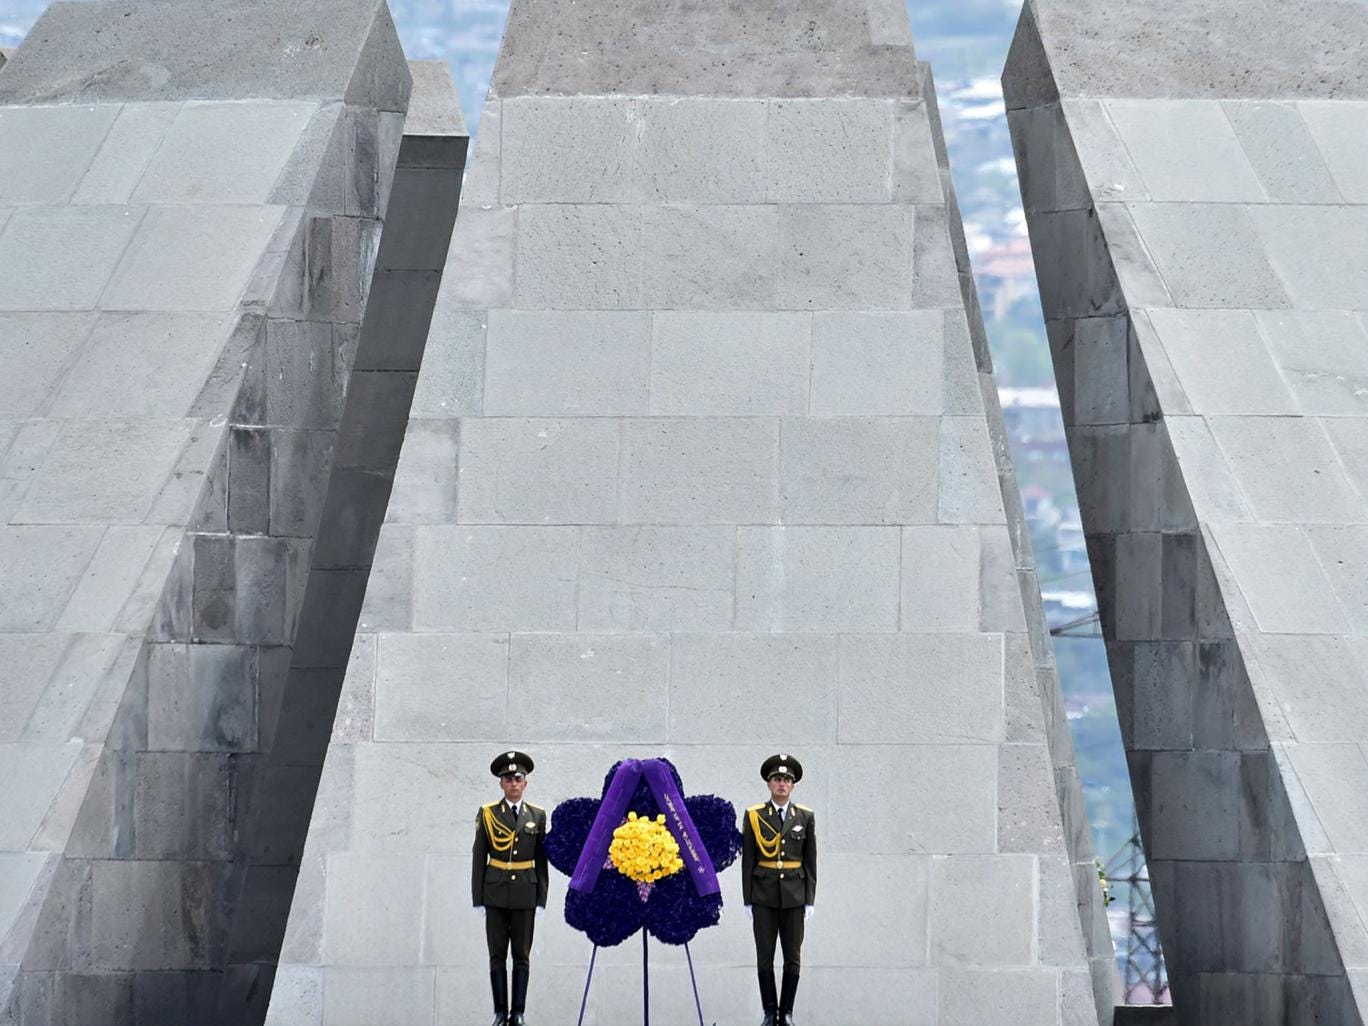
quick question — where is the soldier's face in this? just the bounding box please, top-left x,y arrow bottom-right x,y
767,775 -> 794,802
501,773 -> 527,803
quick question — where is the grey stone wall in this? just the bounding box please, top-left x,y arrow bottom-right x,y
0,1 -> 414,1022
268,2 -> 1107,1024
1005,1 -> 1368,1022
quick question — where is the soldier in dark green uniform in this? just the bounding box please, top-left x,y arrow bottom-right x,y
742,754 -> 817,1026
473,751 -> 548,1026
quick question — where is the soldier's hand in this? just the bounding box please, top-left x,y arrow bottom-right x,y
536,908 -> 544,919
478,907 -> 486,918
804,905 -> 814,922
744,905 -> 752,921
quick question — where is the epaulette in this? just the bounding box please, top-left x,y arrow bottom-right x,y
481,801 -> 500,810
748,803 -> 766,811
794,803 -> 813,812
526,802 -> 544,811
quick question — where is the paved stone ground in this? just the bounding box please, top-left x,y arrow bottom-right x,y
1006,0 -> 1368,1022
0,1 -> 415,1022
268,1 -> 1110,1024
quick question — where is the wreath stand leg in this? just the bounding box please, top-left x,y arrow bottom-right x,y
642,930 -> 650,1026
684,942 -> 705,1026
576,945 -> 598,1026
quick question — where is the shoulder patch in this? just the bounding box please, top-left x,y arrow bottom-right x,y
794,803 -> 813,812
481,802 -> 499,811
748,803 -> 766,812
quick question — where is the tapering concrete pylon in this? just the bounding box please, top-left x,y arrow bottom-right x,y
1005,1 -> 1368,1022
269,2 -> 1111,1023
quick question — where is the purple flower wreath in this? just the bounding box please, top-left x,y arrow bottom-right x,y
545,758 -> 741,948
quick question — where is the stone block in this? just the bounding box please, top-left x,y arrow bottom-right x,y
1145,309 -> 1296,416
413,526 -> 578,631
0,205 -> 142,311
810,310 -> 944,416
499,96 -> 638,203
373,633 -> 508,742
649,311 -> 809,416
1298,101 -> 1368,203
73,102 -> 182,205
776,205 -> 912,310
322,853 -> 425,966
894,100 -> 950,205
911,203 -> 964,309
147,643 -> 256,752
938,416 -> 1006,524
1223,101 -> 1343,204
351,743 -> 484,853
1258,310 -> 1368,416
642,204 -> 780,309
837,633 -> 1003,742
386,420 -> 459,525
0,855 -> 49,946
408,308 -> 484,418
1105,99 -> 1265,202
0,526 -> 105,630
91,860 -> 219,970
1249,205 -> 1368,311
801,852 -> 928,967
0,104 -> 121,205
352,271 -> 442,373
939,967 -> 1059,1025
781,417 -> 939,525
0,312 -> 97,418
55,526 -> 166,632
899,525 -> 980,632
102,204 -> 287,312
998,744 -> 1067,853
826,745 -> 996,854
16,634 -> 121,745
321,966 -> 434,1025
333,371 -> 417,473
131,752 -> 233,860
620,418 -> 781,524
440,204 -> 516,311
374,167 -> 463,272
263,319 -> 346,429
515,204 -> 641,309
309,468 -> 391,571
1059,98 -> 1148,203
264,965 -> 322,1026
0,634 -> 71,742
637,97 -> 767,202
50,312 -> 236,419
131,100 -> 315,205
1090,202 -> 1173,310
484,310 -> 650,416
1257,634 -> 1368,744
1141,749 -> 1241,861
735,526 -> 901,631
17,419 -> 195,526
765,98 -> 893,203
930,855 -> 1035,965
577,525 -> 735,631
269,429 -> 333,538
1210,416 -> 1362,524
457,418 -> 619,525
1128,202 -> 1290,309
357,526 -> 413,631
292,568 -> 370,669
667,634 -> 839,744
507,634 -> 670,743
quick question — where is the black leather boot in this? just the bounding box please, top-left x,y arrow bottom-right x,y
509,965 -> 529,1026
758,970 -> 778,1026
489,968 -> 508,1026
779,967 -> 800,1026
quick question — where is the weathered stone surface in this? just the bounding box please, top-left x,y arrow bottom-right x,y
1007,1 -> 1368,1021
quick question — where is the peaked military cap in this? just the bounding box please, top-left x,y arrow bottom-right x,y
490,750 -> 535,776
760,752 -> 802,783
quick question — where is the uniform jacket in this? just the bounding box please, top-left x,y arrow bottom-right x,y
472,800 -> 549,910
742,801 -> 817,909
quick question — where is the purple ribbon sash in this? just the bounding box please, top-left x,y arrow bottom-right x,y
569,759 -> 720,897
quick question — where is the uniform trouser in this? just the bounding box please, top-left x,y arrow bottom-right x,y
486,906 -> 536,970
752,904 -> 805,973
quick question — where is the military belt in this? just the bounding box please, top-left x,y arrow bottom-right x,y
489,859 -> 535,871
758,860 -> 802,870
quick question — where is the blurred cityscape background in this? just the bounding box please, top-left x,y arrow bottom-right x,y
1,0 -> 1162,997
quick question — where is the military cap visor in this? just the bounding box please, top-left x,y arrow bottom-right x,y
491,750 -> 535,777
760,753 -> 803,783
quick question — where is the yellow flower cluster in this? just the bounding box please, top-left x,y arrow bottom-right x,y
609,812 -> 685,883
